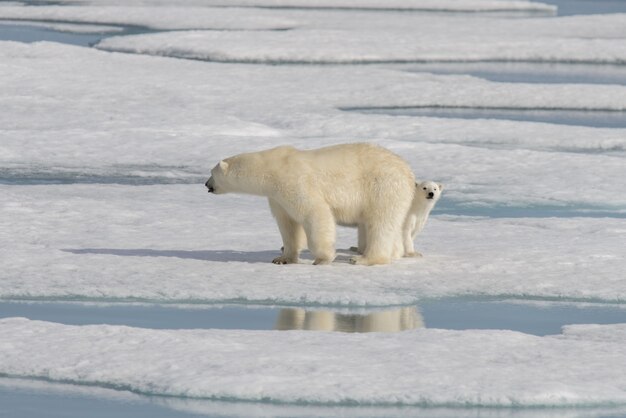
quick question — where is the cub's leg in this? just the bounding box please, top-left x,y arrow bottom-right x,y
269,198 -> 305,264
403,215 -> 422,257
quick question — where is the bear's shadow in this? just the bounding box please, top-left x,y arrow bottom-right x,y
63,248 -> 357,264
63,248 -> 281,264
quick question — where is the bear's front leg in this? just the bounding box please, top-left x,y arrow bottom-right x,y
268,198 -> 305,264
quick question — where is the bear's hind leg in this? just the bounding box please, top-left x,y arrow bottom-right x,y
269,198 -> 305,264
349,224 -> 392,265
350,217 -> 402,266
303,207 -> 336,265
349,224 -> 367,254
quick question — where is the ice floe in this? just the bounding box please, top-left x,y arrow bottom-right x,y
1,42 -> 626,169
96,25 -> 626,64
1,184 -> 624,306
1,318 -> 625,407
89,11 -> 626,64
5,0 -> 557,13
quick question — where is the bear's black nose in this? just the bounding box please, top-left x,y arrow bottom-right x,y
428,192 -> 434,198
205,179 -> 215,193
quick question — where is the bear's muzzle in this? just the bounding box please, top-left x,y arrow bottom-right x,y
205,177 -> 215,193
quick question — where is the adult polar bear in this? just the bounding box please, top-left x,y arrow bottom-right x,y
205,143 -> 415,266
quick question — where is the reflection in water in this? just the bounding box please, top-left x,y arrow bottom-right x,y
275,307 -> 423,333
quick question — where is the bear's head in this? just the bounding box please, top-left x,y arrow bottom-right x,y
205,160 -> 231,194
416,181 -> 443,202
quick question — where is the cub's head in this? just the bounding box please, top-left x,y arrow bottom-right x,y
205,160 -> 231,194
416,181 -> 443,202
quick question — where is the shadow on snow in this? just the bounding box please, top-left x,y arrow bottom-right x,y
62,248 -> 362,264
62,248 -> 279,264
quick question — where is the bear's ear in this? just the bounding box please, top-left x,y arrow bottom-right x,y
414,181 -> 421,188
218,160 -> 229,172
438,183 -> 444,191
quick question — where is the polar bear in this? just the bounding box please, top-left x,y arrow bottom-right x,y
402,181 -> 443,257
205,143 -> 415,266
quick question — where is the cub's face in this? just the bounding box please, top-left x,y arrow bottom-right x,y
416,181 -> 443,201
205,160 -> 230,194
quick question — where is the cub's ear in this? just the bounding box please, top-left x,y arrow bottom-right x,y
438,183 -> 444,191
218,160 -> 229,172
414,181 -> 421,187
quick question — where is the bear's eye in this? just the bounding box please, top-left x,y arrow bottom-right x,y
423,187 -> 427,190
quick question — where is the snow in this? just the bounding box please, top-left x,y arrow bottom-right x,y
86,11 -> 626,64
1,318 -> 626,407
1,43 -> 626,197
1,184 -> 624,305
2,0 -> 626,412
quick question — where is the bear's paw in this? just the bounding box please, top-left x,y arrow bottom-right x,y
349,255 -> 391,266
272,255 -> 298,265
404,251 -> 423,258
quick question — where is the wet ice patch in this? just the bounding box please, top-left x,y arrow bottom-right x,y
436,199 -> 626,218
0,20 -> 125,34
404,62 -> 626,86
0,6 -> 297,31
348,105 -> 626,129
0,163 -> 203,185
1,184 -> 625,305
2,299 -> 624,336
1,318 -> 626,407
0,21 -> 121,46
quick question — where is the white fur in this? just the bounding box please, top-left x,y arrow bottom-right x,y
402,181 -> 443,257
206,143 -> 415,266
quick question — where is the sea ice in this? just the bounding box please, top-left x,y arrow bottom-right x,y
1,1 -> 626,412
3,0 -> 557,12
1,42 -> 625,175
1,318 -> 625,407
1,184 -> 624,306
96,24 -> 626,65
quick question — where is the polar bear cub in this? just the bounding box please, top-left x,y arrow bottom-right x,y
403,181 -> 443,257
205,143 -> 415,266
